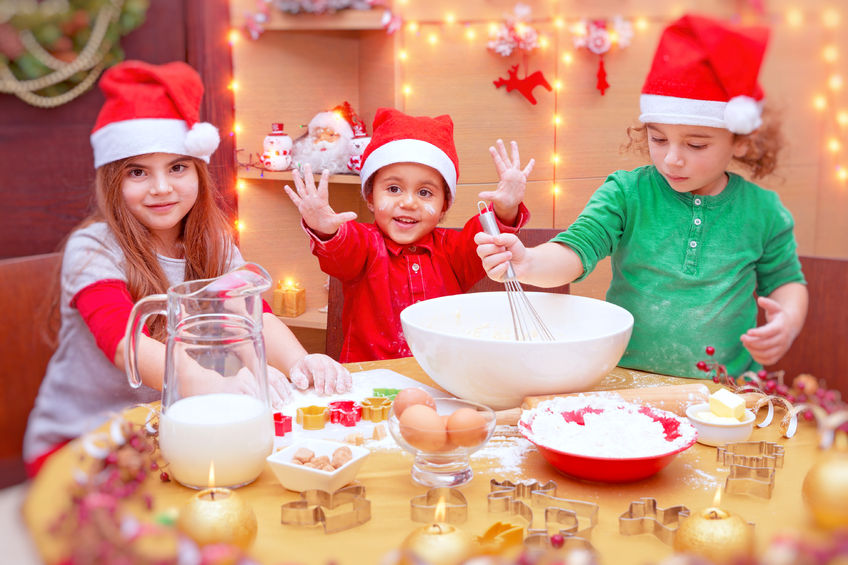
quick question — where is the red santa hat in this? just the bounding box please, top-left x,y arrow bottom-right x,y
639,14 -> 770,134
359,107 -> 459,204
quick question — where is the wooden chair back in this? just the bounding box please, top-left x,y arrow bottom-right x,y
325,228 -> 567,360
0,252 -> 61,487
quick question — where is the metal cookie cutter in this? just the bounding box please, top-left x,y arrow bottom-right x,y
273,412 -> 293,436
410,487 -> 468,524
725,463 -> 776,499
717,441 -> 785,469
328,401 -> 362,427
280,485 -> 371,534
361,397 -> 392,422
476,522 -> 525,555
488,479 -> 598,550
297,405 -> 328,430
618,497 -> 690,545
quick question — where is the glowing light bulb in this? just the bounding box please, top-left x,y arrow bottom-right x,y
813,95 -> 827,111
552,184 -> 560,195
398,49 -> 408,61
488,22 -> 498,35
552,153 -> 560,164
837,111 -> 848,126
407,21 -> 419,33
553,80 -> 563,91
562,52 -> 574,65
465,28 -> 476,40
823,9 -> 840,28
610,31 -> 619,45
235,220 -> 245,232
554,17 -> 564,29
228,29 -> 240,44
237,180 -> 246,192
445,13 -> 456,25
828,138 -> 841,153
233,123 -> 242,134
635,17 -> 649,31
539,36 -> 549,49
228,80 -> 238,91
553,114 -> 562,126
829,74 -> 843,91
823,45 -> 839,63
837,166 -> 848,182
786,8 -> 803,27
427,33 -> 438,45
402,84 -> 412,96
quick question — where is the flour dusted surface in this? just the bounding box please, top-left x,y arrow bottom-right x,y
520,394 -> 697,458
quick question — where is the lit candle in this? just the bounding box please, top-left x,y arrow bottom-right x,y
282,278 -> 306,317
673,488 -> 755,564
400,499 -> 474,565
272,280 -> 285,315
159,393 -> 273,488
177,463 -> 258,549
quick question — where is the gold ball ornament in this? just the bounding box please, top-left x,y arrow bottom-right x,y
400,523 -> 475,565
802,450 -> 848,530
673,508 -> 754,564
177,488 -> 258,550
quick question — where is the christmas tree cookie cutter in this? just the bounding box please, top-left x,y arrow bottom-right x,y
410,487 -> 468,524
618,497 -> 690,545
296,405 -> 328,430
487,478 -> 598,550
360,397 -> 392,422
716,441 -> 785,469
724,463 -> 776,499
280,485 -> 371,534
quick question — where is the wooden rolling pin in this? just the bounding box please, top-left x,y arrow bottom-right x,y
494,383 -> 711,425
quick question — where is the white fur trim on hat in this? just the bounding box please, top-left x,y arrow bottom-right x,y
639,93 -> 763,134
308,111 -> 354,139
90,118 -> 218,168
359,138 -> 457,198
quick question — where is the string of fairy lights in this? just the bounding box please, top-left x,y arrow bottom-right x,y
226,4 -> 846,233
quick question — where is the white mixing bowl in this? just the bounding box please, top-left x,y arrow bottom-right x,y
400,292 -> 634,410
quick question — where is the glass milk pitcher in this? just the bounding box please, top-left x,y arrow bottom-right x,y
125,263 -> 274,489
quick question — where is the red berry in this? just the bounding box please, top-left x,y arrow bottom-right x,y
757,369 -> 768,379
696,361 -> 708,371
160,471 -> 170,482
713,376 -> 720,384
705,346 -> 715,356
550,533 -> 565,549
765,380 -> 777,392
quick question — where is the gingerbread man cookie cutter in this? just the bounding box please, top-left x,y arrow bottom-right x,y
716,441 -> 785,469
487,478 -> 598,550
328,401 -> 362,427
360,397 -> 392,422
618,497 -> 690,545
410,487 -> 468,524
280,485 -> 371,534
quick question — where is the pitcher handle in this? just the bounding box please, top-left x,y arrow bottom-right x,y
125,294 -> 167,389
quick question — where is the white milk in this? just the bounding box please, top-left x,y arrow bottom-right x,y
159,393 -> 273,488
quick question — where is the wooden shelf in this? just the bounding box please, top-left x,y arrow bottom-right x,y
230,2 -> 386,30
238,168 -> 363,184
277,308 -> 327,330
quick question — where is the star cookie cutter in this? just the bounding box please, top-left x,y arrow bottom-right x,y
487,479 -> 598,548
361,397 -> 392,422
716,441 -> 784,469
410,487 -> 468,524
273,412 -> 293,436
328,401 -> 362,427
280,485 -> 371,534
296,405 -> 329,430
724,463 -> 776,499
618,497 -> 690,545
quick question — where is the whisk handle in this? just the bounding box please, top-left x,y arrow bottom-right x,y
478,202 -> 517,280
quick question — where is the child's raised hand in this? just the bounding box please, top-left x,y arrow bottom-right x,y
288,353 -> 353,395
740,296 -> 795,366
473,231 -> 528,282
284,164 -> 357,238
478,139 -> 534,223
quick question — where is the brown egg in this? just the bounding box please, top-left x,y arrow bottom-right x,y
446,407 -> 489,447
399,404 -> 447,452
393,387 -> 436,418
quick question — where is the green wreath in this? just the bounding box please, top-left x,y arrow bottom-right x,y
0,0 -> 149,108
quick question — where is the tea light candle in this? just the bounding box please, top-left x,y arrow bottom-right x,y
282,278 -> 305,317
158,393 -> 273,488
674,490 -> 754,564
177,483 -> 257,549
400,499 -> 474,565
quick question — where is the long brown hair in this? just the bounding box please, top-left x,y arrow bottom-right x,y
49,155 -> 236,341
624,105 -> 784,179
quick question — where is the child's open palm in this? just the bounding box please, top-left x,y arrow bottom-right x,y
284,164 -> 357,238
740,296 -> 794,366
478,139 -> 534,218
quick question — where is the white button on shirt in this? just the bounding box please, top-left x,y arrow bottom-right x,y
690,241 -> 698,248
694,218 -> 702,225
412,263 -> 420,272
694,198 -> 702,206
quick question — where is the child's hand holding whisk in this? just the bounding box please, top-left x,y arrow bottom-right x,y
478,139 -> 534,225
284,163 -> 357,238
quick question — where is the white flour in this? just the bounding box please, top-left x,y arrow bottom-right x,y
520,395 -> 697,458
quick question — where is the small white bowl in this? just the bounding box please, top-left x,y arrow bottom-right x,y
685,403 -> 756,447
266,439 -> 370,492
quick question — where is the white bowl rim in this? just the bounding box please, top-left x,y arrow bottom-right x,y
266,439 -> 369,475
685,403 -> 756,427
399,292 -> 635,344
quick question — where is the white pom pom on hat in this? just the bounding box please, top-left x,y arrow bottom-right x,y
90,60 -> 220,168
638,14 -> 770,134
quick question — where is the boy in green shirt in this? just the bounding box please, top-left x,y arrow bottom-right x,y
474,14 -> 807,378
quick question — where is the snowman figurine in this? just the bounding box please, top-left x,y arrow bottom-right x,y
261,123 -> 293,171
347,122 -> 370,174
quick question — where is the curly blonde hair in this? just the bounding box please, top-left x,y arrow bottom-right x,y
624,105 -> 784,179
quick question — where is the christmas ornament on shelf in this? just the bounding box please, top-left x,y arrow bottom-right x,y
347,121 -> 370,173
572,17 -> 633,95
273,0 -> 384,15
487,3 -> 551,105
261,123 -> 293,171
292,101 -> 364,175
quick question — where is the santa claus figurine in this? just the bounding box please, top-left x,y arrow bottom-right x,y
347,121 -> 370,174
261,122 -> 292,171
292,102 -> 358,175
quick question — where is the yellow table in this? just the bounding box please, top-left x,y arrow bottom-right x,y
24,358 -> 826,564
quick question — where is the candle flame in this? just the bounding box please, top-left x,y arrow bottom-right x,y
284,277 -> 295,289
712,485 -> 722,507
208,461 -> 216,489
434,497 -> 446,522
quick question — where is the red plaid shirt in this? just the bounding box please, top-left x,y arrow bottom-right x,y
308,204 -> 530,362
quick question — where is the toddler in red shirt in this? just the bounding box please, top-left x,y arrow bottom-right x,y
285,107 -> 534,362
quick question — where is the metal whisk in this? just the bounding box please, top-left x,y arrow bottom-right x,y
477,202 -> 555,341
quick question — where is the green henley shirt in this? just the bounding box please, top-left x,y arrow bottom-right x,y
553,166 -> 805,378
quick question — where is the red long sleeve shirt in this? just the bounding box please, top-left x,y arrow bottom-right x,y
308,205 -> 529,362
